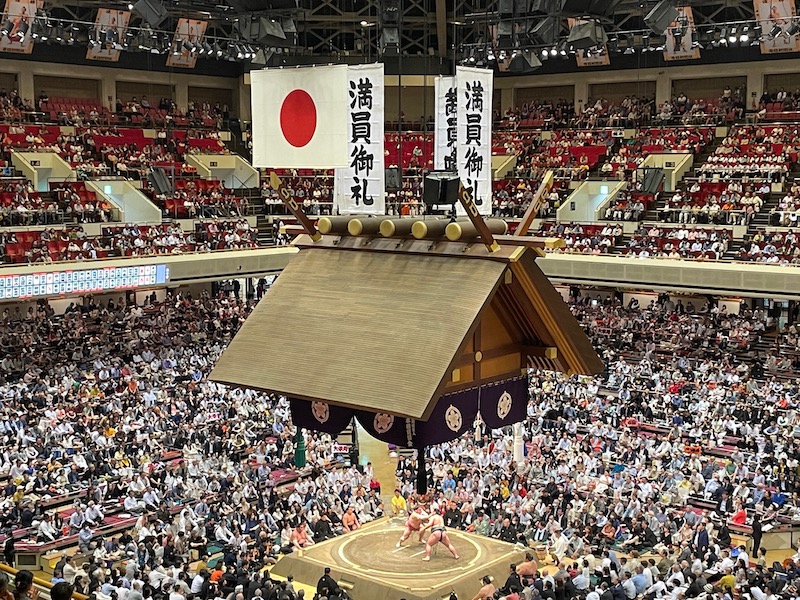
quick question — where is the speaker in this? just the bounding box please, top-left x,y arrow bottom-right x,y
509,50 -> 542,73
530,16 -> 558,45
423,172 -> 459,208
380,28 -> 399,55
385,167 -> 401,191
644,1 -> 679,35
132,0 -> 168,28
567,21 -> 607,49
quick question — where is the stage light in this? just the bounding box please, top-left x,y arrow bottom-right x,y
0,20 -> 13,36
768,23 -> 782,38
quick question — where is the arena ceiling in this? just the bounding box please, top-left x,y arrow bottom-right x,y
36,0 -> 762,66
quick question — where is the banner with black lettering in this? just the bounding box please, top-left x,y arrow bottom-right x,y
334,63 -> 385,214
456,66 -> 493,216
434,75 -> 457,171
663,7 -> 700,61
754,0 -> 800,54
479,376 -> 529,430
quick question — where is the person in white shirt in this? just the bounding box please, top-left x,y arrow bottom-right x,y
37,514 -> 59,542
85,501 -> 105,526
143,487 -> 160,511
124,491 -> 145,515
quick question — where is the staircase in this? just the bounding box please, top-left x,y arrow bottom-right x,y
748,192 -> 780,232
253,198 -> 276,246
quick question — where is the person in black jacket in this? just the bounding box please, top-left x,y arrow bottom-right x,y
316,567 -> 339,597
752,514 -> 763,555
498,564 -> 522,597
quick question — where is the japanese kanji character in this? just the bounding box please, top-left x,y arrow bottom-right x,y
465,113 -> 482,145
350,111 -> 372,144
465,80 -> 484,112
350,145 -> 374,175
349,78 -> 373,110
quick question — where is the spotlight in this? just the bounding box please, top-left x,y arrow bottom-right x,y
0,20 -> 12,36
786,22 -> 800,37
768,23 -> 783,38
550,47 -> 557,56
199,41 -> 212,54
213,41 -> 223,57
15,20 -> 28,39
182,39 -> 195,53
740,33 -> 749,42
540,48 -> 548,58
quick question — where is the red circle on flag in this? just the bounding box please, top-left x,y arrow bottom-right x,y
280,89 -> 316,148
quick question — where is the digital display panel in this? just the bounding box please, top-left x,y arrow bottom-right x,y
0,265 -> 169,300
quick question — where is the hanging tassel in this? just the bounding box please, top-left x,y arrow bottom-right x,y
415,443 -> 427,495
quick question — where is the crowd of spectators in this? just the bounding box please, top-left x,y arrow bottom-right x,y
698,126 -> 798,182
0,270 -> 798,600
736,230 -> 800,265
157,180 -> 249,220
771,183 -> 800,227
0,290 -> 385,600
262,174 -> 333,217
623,226 -> 731,261
659,182 -> 769,226
571,96 -> 655,129
496,99 -> 576,130
540,222 -> 622,254
0,180 -> 60,226
194,220 -> 258,251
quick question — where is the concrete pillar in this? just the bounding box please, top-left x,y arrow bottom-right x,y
574,80 -> 589,113
175,83 -> 189,113
655,76 -> 671,107
101,77 -> 116,113
747,71 -> 763,111
513,422 -> 524,464
17,70 -> 33,105
238,76 -> 251,123
500,87 -> 514,113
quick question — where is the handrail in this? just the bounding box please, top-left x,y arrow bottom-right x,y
0,244 -> 267,270
0,562 -> 89,600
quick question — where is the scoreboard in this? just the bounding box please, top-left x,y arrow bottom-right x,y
0,265 -> 169,300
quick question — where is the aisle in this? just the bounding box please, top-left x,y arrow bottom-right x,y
354,422 -> 399,502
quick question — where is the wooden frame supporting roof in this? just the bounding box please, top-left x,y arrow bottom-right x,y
211,231 -> 603,421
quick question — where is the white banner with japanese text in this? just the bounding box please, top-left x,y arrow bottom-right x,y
434,75 -> 457,171
334,63 -> 385,214
456,66 -> 493,216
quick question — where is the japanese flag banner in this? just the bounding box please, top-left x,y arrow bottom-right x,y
456,66 -> 493,216
334,63 -> 385,214
434,75 -> 457,171
250,65 -> 349,169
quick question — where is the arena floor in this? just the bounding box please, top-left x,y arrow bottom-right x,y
271,516 -> 528,600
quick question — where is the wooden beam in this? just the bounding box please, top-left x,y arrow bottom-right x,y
452,343 -> 556,367
458,181 -> 500,253
515,170 -> 554,237
270,172 -> 322,242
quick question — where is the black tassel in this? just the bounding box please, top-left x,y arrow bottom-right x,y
416,444 -> 427,495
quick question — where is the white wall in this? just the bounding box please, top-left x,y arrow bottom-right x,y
557,180 -> 616,223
